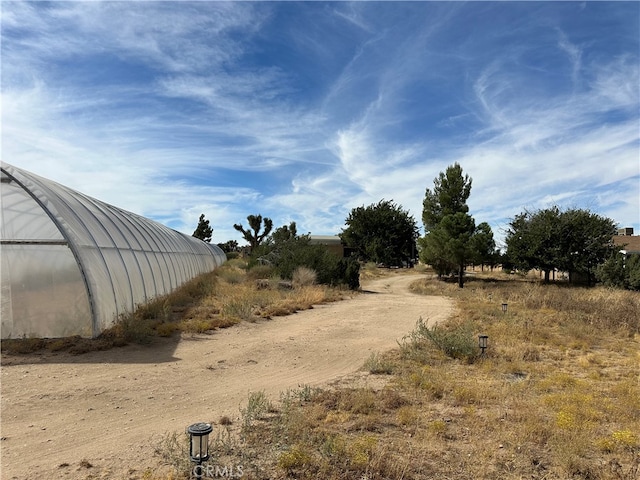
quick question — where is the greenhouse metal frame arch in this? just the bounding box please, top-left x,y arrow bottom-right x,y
1,162 -> 226,339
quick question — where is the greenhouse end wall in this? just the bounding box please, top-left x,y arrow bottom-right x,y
1,162 -> 226,339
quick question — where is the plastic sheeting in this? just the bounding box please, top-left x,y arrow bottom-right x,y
1,162 -> 226,338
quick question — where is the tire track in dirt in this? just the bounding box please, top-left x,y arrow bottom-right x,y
1,272 -> 452,480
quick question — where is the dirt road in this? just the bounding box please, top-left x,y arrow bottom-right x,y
1,272 -> 452,479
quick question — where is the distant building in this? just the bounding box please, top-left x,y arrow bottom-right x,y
612,227 -> 640,256
308,235 -> 355,258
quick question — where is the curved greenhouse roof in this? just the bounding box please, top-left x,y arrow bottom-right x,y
1,162 -> 226,339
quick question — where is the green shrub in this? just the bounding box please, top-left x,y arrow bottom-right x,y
334,256 -> 360,290
269,238 -> 360,290
596,253 -> 640,290
241,390 -> 273,433
246,264 -> 275,280
400,317 -> 479,363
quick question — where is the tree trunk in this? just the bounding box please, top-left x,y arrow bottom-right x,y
544,269 -> 550,283
458,264 -> 464,288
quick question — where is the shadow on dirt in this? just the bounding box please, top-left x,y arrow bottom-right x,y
1,332 -> 191,365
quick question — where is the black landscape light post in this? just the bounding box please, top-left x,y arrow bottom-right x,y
501,303 -> 508,314
188,422 -> 212,479
478,335 -> 488,356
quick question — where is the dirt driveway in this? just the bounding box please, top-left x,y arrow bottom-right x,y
1,272 -> 453,480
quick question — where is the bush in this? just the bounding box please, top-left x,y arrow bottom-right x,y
627,255 -> 640,290
596,253 -> 640,290
335,256 -> 360,290
363,352 -> 394,374
269,237 -> 360,290
400,317 -> 479,363
292,266 -> 317,288
245,264 -> 275,280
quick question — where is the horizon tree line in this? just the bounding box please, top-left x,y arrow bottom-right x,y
192,163 -> 634,290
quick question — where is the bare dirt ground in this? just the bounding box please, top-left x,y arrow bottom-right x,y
1,272 -> 453,480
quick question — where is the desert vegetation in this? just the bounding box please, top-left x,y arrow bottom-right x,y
152,268 -> 639,480
0,258 -> 349,355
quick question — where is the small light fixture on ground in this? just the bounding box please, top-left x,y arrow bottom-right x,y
478,335 -> 488,356
187,422 -> 213,479
502,303 -> 508,313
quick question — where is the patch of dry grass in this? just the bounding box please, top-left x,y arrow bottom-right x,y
151,270 -> 639,480
1,259 -> 349,355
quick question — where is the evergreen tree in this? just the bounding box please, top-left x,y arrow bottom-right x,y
192,214 -> 213,243
268,221 -> 298,245
420,163 -> 476,287
217,240 -> 238,253
422,163 -> 472,233
472,222 -> 497,270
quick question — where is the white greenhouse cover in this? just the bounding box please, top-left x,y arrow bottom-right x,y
1,162 -> 226,339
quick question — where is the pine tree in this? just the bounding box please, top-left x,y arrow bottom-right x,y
421,163 -> 477,288
192,214 -> 213,243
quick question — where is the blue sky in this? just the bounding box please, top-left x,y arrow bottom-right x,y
2,1 -> 639,246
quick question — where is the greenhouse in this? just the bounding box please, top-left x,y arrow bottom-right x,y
1,162 -> 226,339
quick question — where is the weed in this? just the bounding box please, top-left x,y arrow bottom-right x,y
347,434 -> 378,469
427,419 -> 448,436
219,415 -> 232,426
155,322 -> 180,337
216,267 -> 245,284
154,431 -> 191,478
396,405 -> 419,427
244,264 -> 275,281
612,430 -> 639,449
292,266 -> 317,288
221,299 -> 255,322
277,444 -> 315,473
399,317 -> 480,364
363,351 -> 394,374
338,388 -> 377,415
240,391 -> 272,434
1,337 -> 47,354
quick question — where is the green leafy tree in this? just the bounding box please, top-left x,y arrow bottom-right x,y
340,199 -> 418,266
420,163 -> 476,287
557,209 -> 618,285
506,207 -> 618,284
505,207 -> 562,282
233,214 -> 273,252
192,214 -> 213,243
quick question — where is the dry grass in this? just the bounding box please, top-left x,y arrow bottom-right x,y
292,266 -> 317,288
5,264 -> 639,479
1,258 -> 348,355
151,270 -> 639,480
